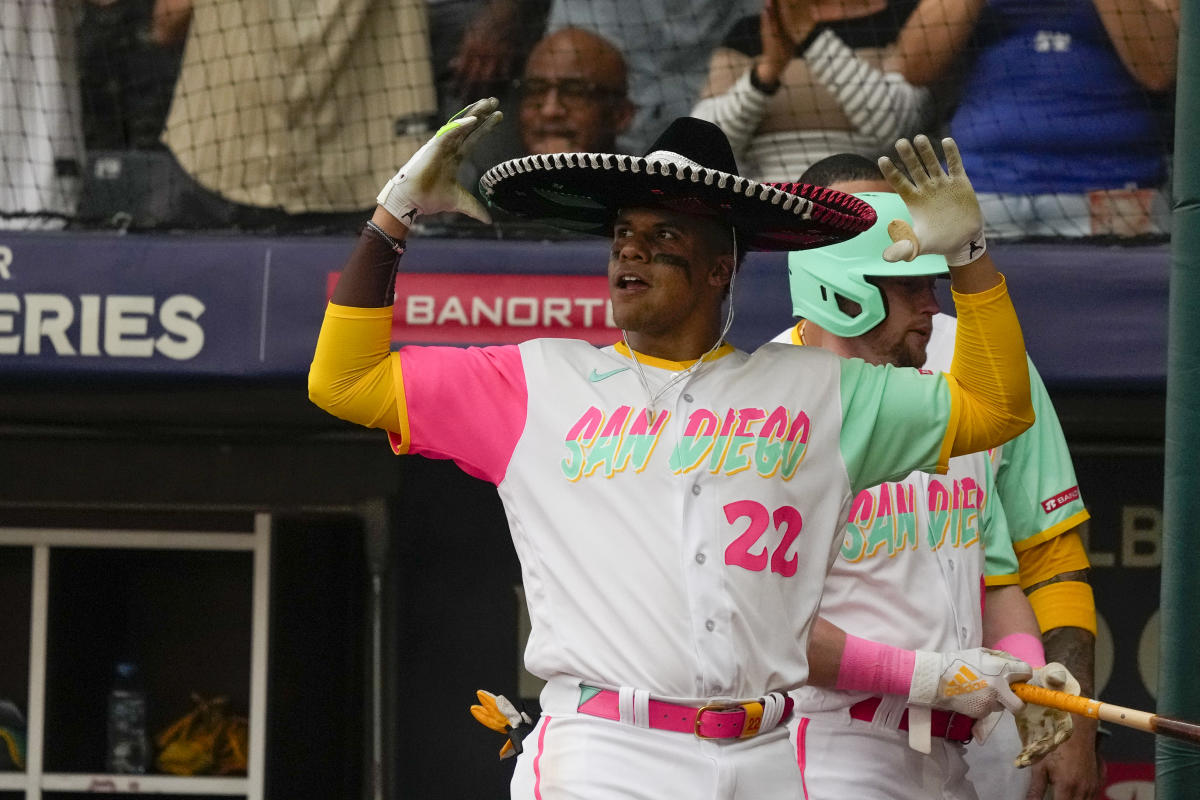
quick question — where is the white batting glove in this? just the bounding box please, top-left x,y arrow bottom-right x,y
1013,663 -> 1078,768
877,135 -> 987,267
909,647 -> 1031,718
376,97 -> 503,226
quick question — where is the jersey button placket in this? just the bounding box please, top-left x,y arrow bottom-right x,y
676,386 -> 728,695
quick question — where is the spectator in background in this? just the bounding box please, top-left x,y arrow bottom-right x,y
149,0 -> 437,232
894,0 -> 1179,239
449,25 -> 634,229
517,27 -> 635,155
438,0 -> 549,104
78,0 -> 183,151
426,0 -> 546,187
544,0 -> 760,153
692,0 -> 931,182
1,0 -> 87,229
444,0 -> 758,155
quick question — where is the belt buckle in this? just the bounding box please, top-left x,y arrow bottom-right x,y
693,703 -> 732,740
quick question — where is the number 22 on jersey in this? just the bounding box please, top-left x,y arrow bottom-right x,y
724,500 -> 803,577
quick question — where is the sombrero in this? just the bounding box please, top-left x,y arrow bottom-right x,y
479,117 -> 876,251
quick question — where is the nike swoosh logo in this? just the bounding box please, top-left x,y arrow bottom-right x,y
589,367 -> 630,382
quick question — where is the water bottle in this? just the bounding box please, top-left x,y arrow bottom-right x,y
105,661 -> 149,773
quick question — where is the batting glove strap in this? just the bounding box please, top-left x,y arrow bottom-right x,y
909,650 -> 943,707
376,175 -> 422,228
946,228 -> 987,268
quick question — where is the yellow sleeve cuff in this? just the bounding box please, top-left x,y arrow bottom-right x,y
934,372 -> 962,475
1017,530 -> 1092,589
985,572 -> 1021,588
388,355 -> 411,454
1028,580 -> 1097,635
1012,510 -> 1092,554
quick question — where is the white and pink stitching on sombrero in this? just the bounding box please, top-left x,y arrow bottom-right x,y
480,117 -> 876,252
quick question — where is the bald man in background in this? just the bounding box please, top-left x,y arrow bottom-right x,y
450,26 -> 635,217
517,26 -> 635,155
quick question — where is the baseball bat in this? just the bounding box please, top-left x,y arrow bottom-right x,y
1012,682 -> 1200,746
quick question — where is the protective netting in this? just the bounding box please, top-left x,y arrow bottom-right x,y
1,0 -> 1178,240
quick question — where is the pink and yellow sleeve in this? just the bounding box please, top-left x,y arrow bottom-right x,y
308,302 -> 529,485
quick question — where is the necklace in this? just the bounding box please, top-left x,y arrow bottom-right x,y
621,227 -> 740,415
622,331 -> 726,413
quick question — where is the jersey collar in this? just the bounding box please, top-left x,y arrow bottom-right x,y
792,320 -> 807,346
613,339 -> 735,371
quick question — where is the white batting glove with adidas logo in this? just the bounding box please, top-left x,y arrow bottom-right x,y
877,135 -> 987,268
376,97 -> 503,227
909,647 -> 1032,718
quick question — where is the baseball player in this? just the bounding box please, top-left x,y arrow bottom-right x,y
309,97 -> 1040,798
773,188 -> 1076,799
785,153 -> 1099,800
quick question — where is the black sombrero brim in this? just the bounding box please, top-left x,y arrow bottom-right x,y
479,152 -> 877,252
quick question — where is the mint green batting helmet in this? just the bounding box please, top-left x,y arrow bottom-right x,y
787,192 -> 947,337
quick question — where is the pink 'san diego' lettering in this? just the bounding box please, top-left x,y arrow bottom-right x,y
667,406 -> 809,478
560,405 -> 670,480
841,482 -> 918,562
842,476 -> 985,562
927,477 -> 983,551
560,405 -> 811,481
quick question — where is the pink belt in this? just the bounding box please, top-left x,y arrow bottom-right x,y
576,685 -> 793,739
849,697 -> 974,743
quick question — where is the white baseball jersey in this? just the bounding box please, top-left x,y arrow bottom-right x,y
926,312 -> 1090,800
771,322 -> 1019,800
787,447 -> 1017,714
391,336 -> 959,702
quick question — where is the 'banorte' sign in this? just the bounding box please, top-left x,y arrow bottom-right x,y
326,273 -> 619,346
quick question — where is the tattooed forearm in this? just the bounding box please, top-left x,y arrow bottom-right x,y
1042,625 -> 1096,698
1023,568 -> 1096,695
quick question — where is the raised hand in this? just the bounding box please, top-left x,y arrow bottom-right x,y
877,135 -> 986,267
756,0 -> 811,89
376,97 -> 504,226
